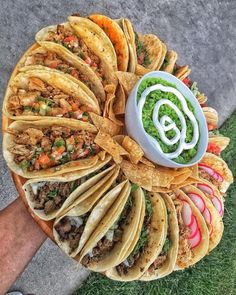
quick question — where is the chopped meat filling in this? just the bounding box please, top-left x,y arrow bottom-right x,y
199,170 -> 220,189
24,50 -> 94,90
29,179 -> 81,215
8,76 -> 93,120
173,197 -> 193,268
8,126 -> 99,172
54,215 -> 88,253
46,25 -> 105,82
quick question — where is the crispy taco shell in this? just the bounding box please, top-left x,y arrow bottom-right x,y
23,156 -> 113,220
141,193 -> 179,280
174,189 -> 209,269
208,134 -> 230,152
3,119 -> 99,178
53,180 -> 129,257
161,50 -> 178,74
203,107 -> 218,127
182,185 -> 224,252
79,186 -> 144,272
105,191 -> 167,281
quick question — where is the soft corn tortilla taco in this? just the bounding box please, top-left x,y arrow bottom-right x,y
140,193 -> 179,280
18,44 -> 106,103
23,156 -> 114,220
79,186 -> 144,272
89,14 -> 129,72
161,50 -> 178,74
36,22 -> 117,88
182,185 -> 224,252
3,68 -> 100,121
53,180 -> 129,257
198,152 -> 233,193
68,16 -> 117,71
3,119 -> 101,178
172,189 -> 209,269
105,191 -> 167,281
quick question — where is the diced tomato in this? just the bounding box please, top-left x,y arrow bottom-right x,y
85,57 -> 92,65
200,103 -> 207,108
34,160 -> 40,170
208,124 -> 216,131
79,148 -> 89,157
182,77 -> 191,88
207,142 -> 221,156
50,61 -> 60,69
71,103 -> 79,111
74,109 -> 84,119
52,146 -> 66,159
38,153 -> 51,165
64,36 -> 77,43
71,68 -> 79,78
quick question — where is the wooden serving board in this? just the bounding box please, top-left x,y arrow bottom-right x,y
2,114 -> 54,240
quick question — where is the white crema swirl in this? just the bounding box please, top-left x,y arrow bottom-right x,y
138,84 -> 199,159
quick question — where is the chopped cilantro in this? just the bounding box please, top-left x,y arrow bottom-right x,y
162,238 -> 172,255
47,189 -> 59,199
131,183 -> 139,192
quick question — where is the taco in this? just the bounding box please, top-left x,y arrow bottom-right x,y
3,119 -> 101,178
105,191 -> 167,281
160,50 -> 178,74
3,68 -> 100,121
207,133 -> 230,155
198,152 -> 233,193
174,64 -> 191,81
53,180 -> 130,257
172,189 -> 209,269
79,185 -> 144,272
140,193 -> 179,280
36,22 -> 117,89
202,107 -> 218,130
182,185 -> 224,252
194,179 -> 225,216
18,44 -> 105,103
89,14 -> 129,72
23,156 -> 115,220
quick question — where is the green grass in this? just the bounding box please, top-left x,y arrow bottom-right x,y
74,112 -> 236,295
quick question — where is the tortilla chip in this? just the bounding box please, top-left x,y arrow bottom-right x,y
189,164 -> 199,179
95,131 -> 122,164
170,168 -> 192,185
113,82 -> 126,115
104,83 -> 116,94
98,150 -> 106,161
113,135 -> 125,145
152,186 -> 171,193
122,136 -> 144,164
174,65 -> 191,80
152,167 -> 175,188
120,160 -> 153,191
89,112 -> 121,136
104,92 -> 124,126
140,157 -> 155,168
115,71 -> 140,95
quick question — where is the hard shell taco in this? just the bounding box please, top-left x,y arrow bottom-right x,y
18,44 -> 106,103
79,185 -> 144,272
3,119 -> 101,178
36,22 -> 117,89
23,156 -> 115,220
105,191 -> 167,281
160,50 -> 178,74
3,67 -> 100,121
207,133 -> 230,155
140,193 -> 179,280
182,185 -> 224,252
89,14 -> 129,72
53,180 -> 130,257
172,189 -> 209,269
198,152 -> 233,193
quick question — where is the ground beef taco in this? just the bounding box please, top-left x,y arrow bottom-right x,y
53,180 -> 130,257
3,119 -> 101,178
79,185 -> 144,272
105,191 -> 167,281
23,156 -> 117,220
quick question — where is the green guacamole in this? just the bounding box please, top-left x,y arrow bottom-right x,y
137,77 -> 199,164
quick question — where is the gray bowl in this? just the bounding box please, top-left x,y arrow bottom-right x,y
125,71 -> 208,168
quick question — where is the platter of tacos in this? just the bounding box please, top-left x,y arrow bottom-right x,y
2,12 -> 233,282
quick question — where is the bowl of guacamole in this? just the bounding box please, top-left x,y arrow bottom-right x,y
125,71 -> 208,168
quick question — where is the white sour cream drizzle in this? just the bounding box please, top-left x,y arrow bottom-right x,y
138,84 -> 199,159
